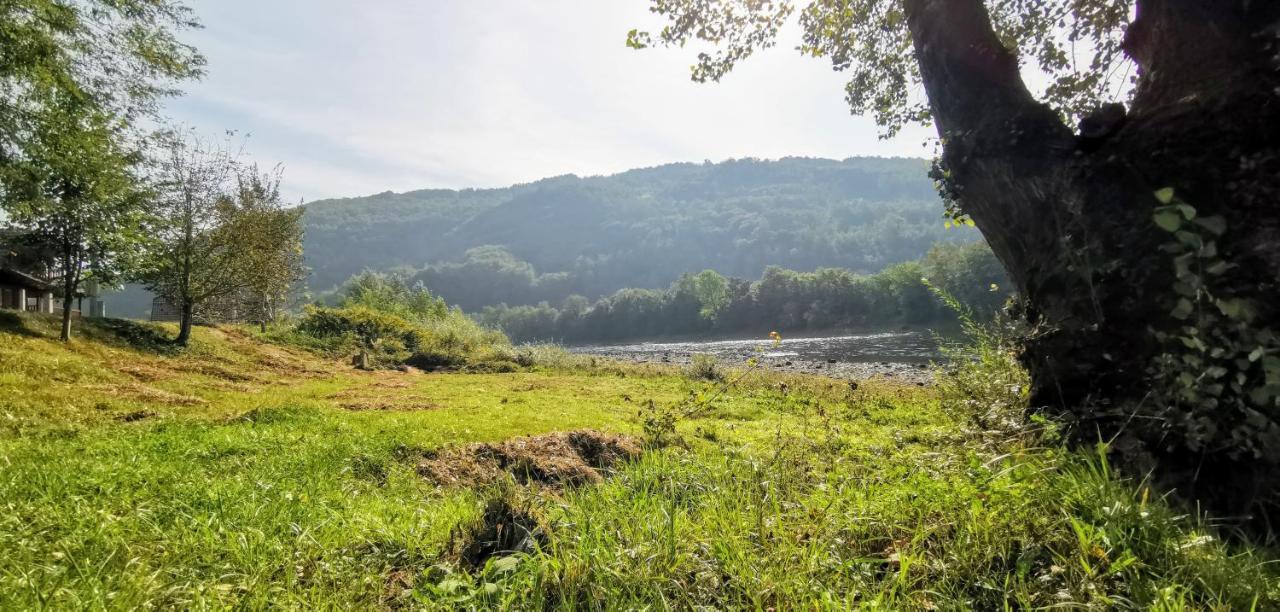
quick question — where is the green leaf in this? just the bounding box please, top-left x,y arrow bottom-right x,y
1215,298 -> 1253,321
1249,385 -> 1280,406
1205,260 -> 1232,275
1154,187 -> 1176,204
1172,281 -> 1197,297
1176,204 -> 1197,220
1174,231 -> 1202,248
1153,209 -> 1182,232
1194,216 -> 1227,236
1249,347 -> 1266,362
489,555 -> 520,574
1263,357 -> 1280,386
1173,253 -> 1195,279
1171,298 -> 1194,320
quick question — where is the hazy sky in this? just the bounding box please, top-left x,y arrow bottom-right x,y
168,1 -> 936,203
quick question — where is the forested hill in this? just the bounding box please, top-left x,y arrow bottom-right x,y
303,157 -> 976,303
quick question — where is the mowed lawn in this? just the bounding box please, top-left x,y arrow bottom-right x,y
0,314 -> 1276,609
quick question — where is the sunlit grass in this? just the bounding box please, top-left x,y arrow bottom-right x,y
0,312 -> 1275,609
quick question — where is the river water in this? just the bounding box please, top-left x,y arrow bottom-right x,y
569,330 -> 945,381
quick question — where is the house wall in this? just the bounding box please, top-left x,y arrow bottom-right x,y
0,285 -> 27,311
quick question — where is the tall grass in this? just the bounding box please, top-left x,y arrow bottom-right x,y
927,279 -> 1032,435
0,312 -> 1275,608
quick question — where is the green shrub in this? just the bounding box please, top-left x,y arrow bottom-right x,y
510,344 -> 594,370
292,303 -> 515,370
926,280 -> 1030,435
295,305 -> 418,366
336,271 -> 449,322
685,353 -> 724,382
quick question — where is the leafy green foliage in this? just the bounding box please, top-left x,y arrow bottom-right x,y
686,270 -> 730,320
0,101 -> 148,340
335,270 -> 449,323
1,1 -> 205,340
631,0 -> 1133,135
294,272 -> 513,369
137,133 -> 305,343
232,168 -> 307,323
297,305 -> 420,364
685,353 -> 724,382
926,278 -> 1030,435
1148,190 -> 1280,461
302,157 -> 969,296
481,241 -> 1010,343
0,0 -> 203,153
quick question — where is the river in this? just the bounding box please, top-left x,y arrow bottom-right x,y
569,330 -> 945,382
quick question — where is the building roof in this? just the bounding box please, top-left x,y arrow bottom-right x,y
0,266 -> 53,291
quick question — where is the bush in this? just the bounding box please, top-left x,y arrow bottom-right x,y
293,304 -> 514,369
926,280 -> 1030,436
686,353 -> 724,382
296,305 -> 418,366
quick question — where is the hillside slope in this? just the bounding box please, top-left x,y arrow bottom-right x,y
105,157 -> 974,319
302,157 -> 972,294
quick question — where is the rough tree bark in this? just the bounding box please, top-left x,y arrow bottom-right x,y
905,0 -> 1280,523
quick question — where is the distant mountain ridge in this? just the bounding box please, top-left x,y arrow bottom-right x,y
302,156 -> 974,303
107,157 -> 975,318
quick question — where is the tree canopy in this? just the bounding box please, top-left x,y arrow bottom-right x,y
0,0 -> 203,161
628,0 -> 1132,136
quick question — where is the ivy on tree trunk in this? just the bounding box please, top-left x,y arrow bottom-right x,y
905,0 -> 1280,523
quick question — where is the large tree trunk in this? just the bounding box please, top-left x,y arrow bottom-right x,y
905,0 -> 1280,526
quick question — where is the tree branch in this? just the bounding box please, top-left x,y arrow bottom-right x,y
903,0 -> 1075,299
1125,0 -> 1279,113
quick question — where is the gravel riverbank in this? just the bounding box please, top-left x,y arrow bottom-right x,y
580,349 -> 935,385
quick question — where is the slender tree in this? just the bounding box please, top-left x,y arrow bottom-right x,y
140,133 -> 304,345
140,132 -> 239,345
230,166 -> 307,330
0,102 -> 145,341
631,1 -> 1280,521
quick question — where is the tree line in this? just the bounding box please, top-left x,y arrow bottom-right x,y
302,157 -> 977,295
476,242 -> 1009,344
0,1 -> 303,344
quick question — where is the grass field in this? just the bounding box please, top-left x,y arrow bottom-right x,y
0,312 -> 1276,609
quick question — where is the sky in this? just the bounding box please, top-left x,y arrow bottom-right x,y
167,1 -> 937,204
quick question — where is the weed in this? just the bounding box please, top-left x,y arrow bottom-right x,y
685,353 -> 724,382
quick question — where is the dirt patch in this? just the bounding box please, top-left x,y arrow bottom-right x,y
417,430 -> 641,489
339,399 -> 441,412
207,380 -> 257,393
116,363 -> 170,382
382,568 -> 417,607
371,379 -> 413,389
456,498 -> 547,570
174,362 -> 261,383
85,383 -> 206,406
117,409 -> 155,422
509,380 -> 552,392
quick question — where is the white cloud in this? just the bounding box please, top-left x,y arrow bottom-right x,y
167,1 -> 936,203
